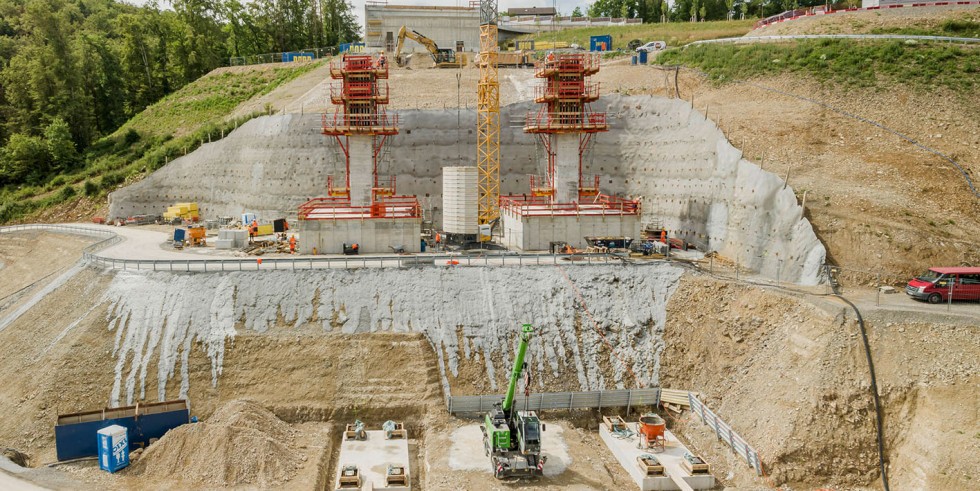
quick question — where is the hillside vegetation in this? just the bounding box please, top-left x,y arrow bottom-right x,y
518,20 -> 754,50
659,40 -> 980,94
0,60 -> 322,223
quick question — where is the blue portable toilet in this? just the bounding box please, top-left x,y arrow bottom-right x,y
631,55 -> 638,65
420,239 -> 427,252
638,50 -> 649,64
590,35 -> 612,52
97,425 -> 130,473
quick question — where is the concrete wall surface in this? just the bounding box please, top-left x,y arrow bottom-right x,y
109,95 -> 825,284
299,218 -> 421,254
365,5 -> 480,51
501,212 -> 641,251
100,265 -> 684,405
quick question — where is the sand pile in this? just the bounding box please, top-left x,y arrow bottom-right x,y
130,400 -> 300,487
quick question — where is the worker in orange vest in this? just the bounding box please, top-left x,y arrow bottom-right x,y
660,229 -> 667,244
249,219 -> 258,244
289,235 -> 296,253
546,51 -> 556,65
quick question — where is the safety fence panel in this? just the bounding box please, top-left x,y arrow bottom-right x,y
1,224 -> 677,273
447,388 -> 661,415
689,393 -> 764,476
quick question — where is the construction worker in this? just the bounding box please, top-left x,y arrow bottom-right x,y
249,219 -> 258,244
545,51 -> 556,65
377,51 -> 387,68
289,235 -> 296,253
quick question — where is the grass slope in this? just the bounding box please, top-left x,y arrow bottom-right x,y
658,40 -> 980,93
519,20 -> 755,50
0,60 -> 323,223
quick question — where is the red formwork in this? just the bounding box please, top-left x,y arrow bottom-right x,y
297,195 -> 421,220
522,52 -> 610,203
320,52 -> 400,201
499,194 -> 640,217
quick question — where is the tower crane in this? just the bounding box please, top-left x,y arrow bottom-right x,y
476,0 -> 500,237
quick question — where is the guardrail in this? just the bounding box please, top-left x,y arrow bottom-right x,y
688,393 -> 764,476
447,388 -> 662,414
0,223 -> 121,254
82,252 -> 643,272
1,223 -> 654,272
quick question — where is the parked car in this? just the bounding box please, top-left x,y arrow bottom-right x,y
905,267 -> 980,303
636,41 -> 667,53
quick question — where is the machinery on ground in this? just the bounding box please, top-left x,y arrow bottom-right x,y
394,26 -> 468,68
481,324 -> 546,479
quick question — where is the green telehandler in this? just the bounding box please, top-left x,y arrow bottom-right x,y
480,324 -> 547,479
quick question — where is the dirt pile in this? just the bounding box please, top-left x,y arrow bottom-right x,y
130,400 -> 302,487
661,274 -> 979,489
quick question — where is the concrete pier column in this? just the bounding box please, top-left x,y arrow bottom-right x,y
349,136 -> 373,206
555,134 -> 580,203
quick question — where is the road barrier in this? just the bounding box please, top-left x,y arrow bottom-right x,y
447,388 -> 664,415
688,393 -> 765,476
0,224 -> 661,272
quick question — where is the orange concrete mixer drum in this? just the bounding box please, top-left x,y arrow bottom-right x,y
638,413 -> 666,440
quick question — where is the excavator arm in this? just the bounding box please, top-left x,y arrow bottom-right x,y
394,25 -> 465,68
395,26 -> 439,66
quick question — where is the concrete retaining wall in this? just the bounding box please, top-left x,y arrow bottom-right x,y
298,218 -> 421,254
108,95 -> 824,284
501,212 -> 641,251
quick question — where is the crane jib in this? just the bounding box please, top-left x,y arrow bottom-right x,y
502,324 -> 534,412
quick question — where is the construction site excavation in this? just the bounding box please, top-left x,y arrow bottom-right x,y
2,4 -> 979,491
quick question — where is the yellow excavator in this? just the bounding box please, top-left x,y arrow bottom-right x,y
394,26 -> 468,68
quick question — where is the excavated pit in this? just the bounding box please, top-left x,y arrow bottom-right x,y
109,95 -> 824,284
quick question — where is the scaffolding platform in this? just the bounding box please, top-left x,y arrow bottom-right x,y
599,424 -> 715,491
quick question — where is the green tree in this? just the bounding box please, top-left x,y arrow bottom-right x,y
1,133 -> 48,184
571,6 -> 584,16
44,118 -> 78,173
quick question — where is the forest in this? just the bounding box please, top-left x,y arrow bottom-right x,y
0,0 -> 359,187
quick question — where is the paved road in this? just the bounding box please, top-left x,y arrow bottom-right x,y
0,468 -> 48,491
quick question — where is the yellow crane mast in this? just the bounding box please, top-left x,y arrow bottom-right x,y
477,0 -> 500,230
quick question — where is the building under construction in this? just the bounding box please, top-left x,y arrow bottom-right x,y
297,54 -> 422,254
500,53 -> 641,251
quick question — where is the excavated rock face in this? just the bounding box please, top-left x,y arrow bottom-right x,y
101,264 -> 684,406
108,95 -> 823,284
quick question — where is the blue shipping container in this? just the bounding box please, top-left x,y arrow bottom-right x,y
97,425 -> 129,473
283,51 -> 315,62
590,35 -> 612,52
339,43 -> 366,53
56,400 -> 190,461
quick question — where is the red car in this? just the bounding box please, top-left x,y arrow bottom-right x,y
906,267 -> 980,304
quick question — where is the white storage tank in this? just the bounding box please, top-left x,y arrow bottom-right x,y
442,166 -> 478,235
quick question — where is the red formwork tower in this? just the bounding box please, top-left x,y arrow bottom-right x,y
298,53 -> 420,227
321,53 -> 398,202
523,52 -> 608,199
